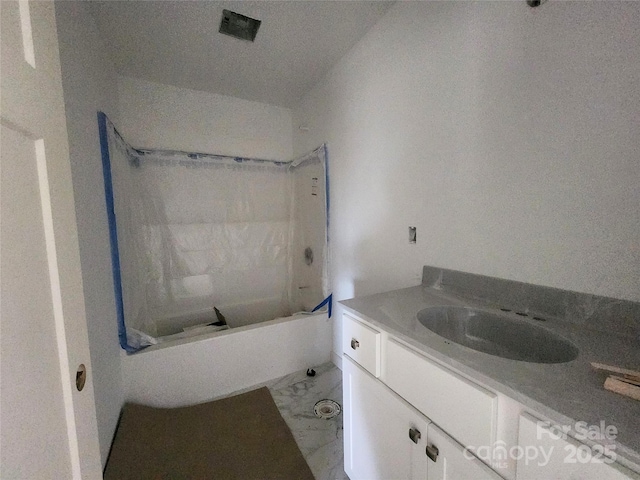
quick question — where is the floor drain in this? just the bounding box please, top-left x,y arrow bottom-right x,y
314,399 -> 341,419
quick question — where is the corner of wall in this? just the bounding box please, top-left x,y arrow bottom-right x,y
55,0 -> 124,467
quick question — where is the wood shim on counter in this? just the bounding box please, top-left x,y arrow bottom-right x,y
591,362 -> 640,402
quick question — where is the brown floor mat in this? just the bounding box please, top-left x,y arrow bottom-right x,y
104,387 -> 315,480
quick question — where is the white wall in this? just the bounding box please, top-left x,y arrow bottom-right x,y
117,76 -> 293,160
55,1 -> 123,467
292,2 -> 640,358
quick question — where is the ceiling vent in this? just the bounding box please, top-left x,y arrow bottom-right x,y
219,10 -> 261,42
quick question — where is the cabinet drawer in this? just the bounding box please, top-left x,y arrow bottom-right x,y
343,313 -> 381,377
385,338 -> 497,451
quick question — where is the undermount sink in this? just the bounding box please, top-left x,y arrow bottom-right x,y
417,306 -> 579,363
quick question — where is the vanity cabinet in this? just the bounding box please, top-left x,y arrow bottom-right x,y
344,357 -> 499,480
342,311 -> 640,480
343,315 -> 501,480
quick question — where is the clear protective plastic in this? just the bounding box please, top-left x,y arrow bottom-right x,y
104,118 -> 328,348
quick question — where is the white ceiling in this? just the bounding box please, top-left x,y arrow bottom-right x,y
88,1 -> 395,108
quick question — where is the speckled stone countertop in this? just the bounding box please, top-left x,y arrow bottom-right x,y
340,282 -> 640,472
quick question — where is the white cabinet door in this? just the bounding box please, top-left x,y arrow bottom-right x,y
426,423 -> 502,480
344,356 -> 430,480
517,413 -> 639,480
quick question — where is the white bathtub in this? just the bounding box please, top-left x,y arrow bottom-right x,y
121,311 -> 332,407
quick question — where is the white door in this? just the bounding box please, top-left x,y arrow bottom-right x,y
343,356 -> 430,480
1,1 -> 101,478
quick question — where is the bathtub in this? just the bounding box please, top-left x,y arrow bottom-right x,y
121,310 -> 332,407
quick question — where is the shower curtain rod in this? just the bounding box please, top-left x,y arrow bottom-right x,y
133,144 -> 327,168
107,117 -> 325,168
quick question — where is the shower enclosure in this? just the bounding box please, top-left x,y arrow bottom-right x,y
98,113 -> 329,351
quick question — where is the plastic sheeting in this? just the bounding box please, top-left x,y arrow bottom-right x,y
98,113 -> 329,351
287,149 -> 329,314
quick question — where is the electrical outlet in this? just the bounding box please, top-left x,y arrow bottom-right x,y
409,226 -> 417,244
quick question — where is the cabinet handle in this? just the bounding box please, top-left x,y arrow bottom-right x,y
408,428 -> 421,444
426,444 -> 439,462
351,338 -> 360,350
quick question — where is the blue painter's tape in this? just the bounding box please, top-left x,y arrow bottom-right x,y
312,294 -> 333,318
97,112 -> 139,353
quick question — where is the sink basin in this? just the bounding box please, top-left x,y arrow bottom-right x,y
417,306 -> 579,363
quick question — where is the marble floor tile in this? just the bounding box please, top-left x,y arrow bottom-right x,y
268,362 -> 348,480
223,361 -> 348,480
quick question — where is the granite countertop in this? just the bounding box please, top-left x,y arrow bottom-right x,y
340,284 -> 640,472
